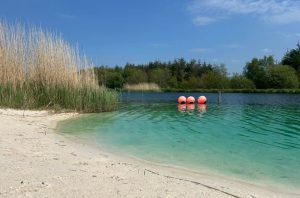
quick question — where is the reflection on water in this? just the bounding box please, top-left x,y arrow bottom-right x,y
198,104 -> 207,113
187,104 -> 195,111
58,93 -> 300,188
178,104 -> 206,113
177,104 -> 186,112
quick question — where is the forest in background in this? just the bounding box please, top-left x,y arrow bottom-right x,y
94,43 -> 300,91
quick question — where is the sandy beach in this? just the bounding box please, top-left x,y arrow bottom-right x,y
0,109 -> 299,198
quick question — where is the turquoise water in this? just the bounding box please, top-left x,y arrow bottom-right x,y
58,93 -> 300,188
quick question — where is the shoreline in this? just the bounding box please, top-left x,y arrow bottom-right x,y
57,126 -> 300,195
84,143 -> 300,192
1,109 -> 299,197
121,89 -> 300,94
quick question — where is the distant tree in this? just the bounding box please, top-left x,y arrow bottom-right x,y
197,62 -> 213,77
282,43 -> 300,81
123,63 -> 135,80
94,58 -> 238,90
173,58 -> 186,82
184,59 -> 197,80
105,72 -> 124,89
266,65 -> 299,89
126,69 -> 148,84
208,64 -> 229,89
148,60 -> 165,70
94,66 -> 108,87
148,68 -> 170,87
243,56 -> 275,89
94,66 -> 124,88
230,74 -> 255,89
282,43 -> 300,71
185,76 -> 199,89
167,76 -> 178,88
200,71 -> 219,89
200,69 -> 229,89
123,63 -> 148,84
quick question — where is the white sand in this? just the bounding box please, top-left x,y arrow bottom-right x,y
0,109 -> 299,198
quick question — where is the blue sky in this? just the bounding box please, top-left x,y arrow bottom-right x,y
1,0 -> 300,74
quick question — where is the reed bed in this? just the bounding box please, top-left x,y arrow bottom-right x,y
0,20 -> 118,112
123,83 -> 161,92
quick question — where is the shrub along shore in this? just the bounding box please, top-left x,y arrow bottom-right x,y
161,88 -> 300,94
0,21 -> 118,112
113,82 -> 300,93
120,86 -> 300,94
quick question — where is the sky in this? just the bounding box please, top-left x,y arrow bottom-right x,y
1,0 -> 300,74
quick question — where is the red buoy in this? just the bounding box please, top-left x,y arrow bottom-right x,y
178,96 -> 186,104
187,96 -> 195,104
198,96 -> 207,104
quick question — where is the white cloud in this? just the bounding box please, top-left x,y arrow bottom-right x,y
189,0 -> 300,25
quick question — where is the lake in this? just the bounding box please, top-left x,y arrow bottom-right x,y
57,92 -> 300,188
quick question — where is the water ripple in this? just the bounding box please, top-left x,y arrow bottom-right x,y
58,101 -> 300,187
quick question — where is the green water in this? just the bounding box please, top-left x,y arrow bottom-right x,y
58,93 -> 300,188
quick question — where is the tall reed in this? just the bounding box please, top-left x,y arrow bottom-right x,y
0,20 -> 118,112
123,83 -> 161,92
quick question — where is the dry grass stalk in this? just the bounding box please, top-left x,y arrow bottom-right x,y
123,83 -> 161,91
0,20 -> 118,112
0,20 -> 97,89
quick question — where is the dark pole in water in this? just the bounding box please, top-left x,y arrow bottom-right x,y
218,91 -> 222,104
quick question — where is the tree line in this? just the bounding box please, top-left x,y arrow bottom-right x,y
94,43 -> 300,90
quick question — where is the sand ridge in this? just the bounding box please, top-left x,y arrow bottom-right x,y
0,108 -> 299,198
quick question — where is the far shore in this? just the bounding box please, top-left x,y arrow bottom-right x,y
122,88 -> 300,94
0,108 -> 299,198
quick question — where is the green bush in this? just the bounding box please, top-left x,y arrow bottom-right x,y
0,83 -> 118,113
